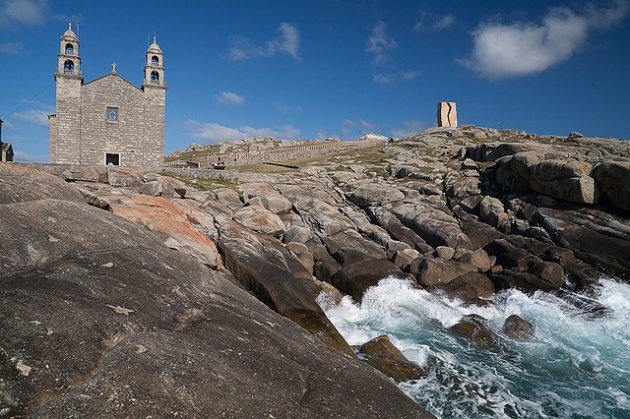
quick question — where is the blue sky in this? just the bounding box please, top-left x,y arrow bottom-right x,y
1,0 -> 629,162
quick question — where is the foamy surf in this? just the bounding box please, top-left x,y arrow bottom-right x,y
319,276 -> 630,418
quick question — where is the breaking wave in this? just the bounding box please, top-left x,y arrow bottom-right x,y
319,276 -> 630,418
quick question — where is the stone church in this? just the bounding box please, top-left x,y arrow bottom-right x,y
49,24 -> 166,169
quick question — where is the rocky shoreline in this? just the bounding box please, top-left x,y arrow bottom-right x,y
1,125 -> 629,417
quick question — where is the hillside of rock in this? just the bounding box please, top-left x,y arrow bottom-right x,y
2,125 -> 629,417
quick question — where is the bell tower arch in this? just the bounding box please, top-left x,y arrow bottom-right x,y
56,23 -> 82,79
50,23 -> 83,164
143,37 -> 165,88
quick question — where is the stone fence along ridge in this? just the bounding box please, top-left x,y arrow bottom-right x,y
164,138 -> 386,168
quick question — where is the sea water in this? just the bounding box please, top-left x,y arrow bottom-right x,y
319,276 -> 630,418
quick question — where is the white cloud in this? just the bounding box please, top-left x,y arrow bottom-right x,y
391,121 -> 425,138
273,101 -> 302,114
0,41 -> 22,54
461,0 -> 630,79
373,73 -> 394,84
434,14 -> 456,30
414,11 -> 456,32
226,22 -> 300,61
186,120 -> 300,143
216,91 -> 245,106
12,102 -> 54,126
366,21 -> 397,65
401,70 -> 421,80
0,0 -> 49,28
13,150 -> 36,162
373,69 -> 421,84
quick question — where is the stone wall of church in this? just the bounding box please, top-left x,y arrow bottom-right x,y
50,77 -> 83,164
77,75 -> 164,169
51,74 -> 165,170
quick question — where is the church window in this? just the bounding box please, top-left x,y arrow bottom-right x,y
150,71 -> 160,83
105,153 -> 120,166
151,55 -> 159,65
65,43 -> 74,55
64,60 -> 74,74
106,106 -> 119,122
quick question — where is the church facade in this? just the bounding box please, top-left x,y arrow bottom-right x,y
49,24 -> 166,169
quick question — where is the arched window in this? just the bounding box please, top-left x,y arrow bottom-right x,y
65,43 -> 74,55
150,71 -> 159,83
64,60 -> 74,74
151,55 -> 159,65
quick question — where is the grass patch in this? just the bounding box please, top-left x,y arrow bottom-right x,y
161,172 -> 238,191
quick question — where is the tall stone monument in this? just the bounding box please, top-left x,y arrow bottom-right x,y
437,102 -> 458,128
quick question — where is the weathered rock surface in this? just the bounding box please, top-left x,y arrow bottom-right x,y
450,316 -> 495,346
233,205 -> 286,237
5,122 -> 630,417
1,165 -> 432,418
359,335 -> 425,382
591,161 -> 630,211
413,257 -> 477,288
106,194 -> 222,269
503,314 -> 533,340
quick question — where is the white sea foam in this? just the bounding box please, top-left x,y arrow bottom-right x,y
320,276 -> 630,418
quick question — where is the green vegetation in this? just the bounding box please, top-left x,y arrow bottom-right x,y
161,172 -> 238,191
165,144 -> 221,162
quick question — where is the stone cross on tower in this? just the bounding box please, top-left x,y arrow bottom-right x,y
111,62 -> 117,73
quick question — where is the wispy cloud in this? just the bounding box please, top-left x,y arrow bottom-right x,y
460,0 -> 630,79
0,40 -> 23,54
373,73 -> 395,85
216,91 -> 245,106
273,101 -> 302,114
12,101 -> 54,126
13,150 -> 36,162
0,0 -> 49,29
414,11 -> 456,32
341,119 -> 377,138
225,22 -> 300,61
373,69 -> 421,85
391,120 -> 426,138
366,21 -> 397,65
186,120 -> 300,143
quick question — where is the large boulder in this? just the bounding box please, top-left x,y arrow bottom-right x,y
359,335 -> 425,382
330,259 -> 408,301
233,205 -> 285,237
215,216 -> 353,355
478,196 -> 510,233
591,161 -> 630,211
392,202 -> 472,250
529,160 -> 597,204
322,230 -> 387,266
502,315 -> 533,340
534,206 -> 630,279
368,206 -> 434,254
412,257 -> 477,288
348,184 -> 405,208
440,272 -> 495,304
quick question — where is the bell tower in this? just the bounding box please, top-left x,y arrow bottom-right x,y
56,23 -> 82,80
50,23 -> 83,164
141,36 -> 166,168
143,37 -> 165,88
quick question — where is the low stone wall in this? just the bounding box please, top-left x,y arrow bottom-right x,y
164,138 -> 385,168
